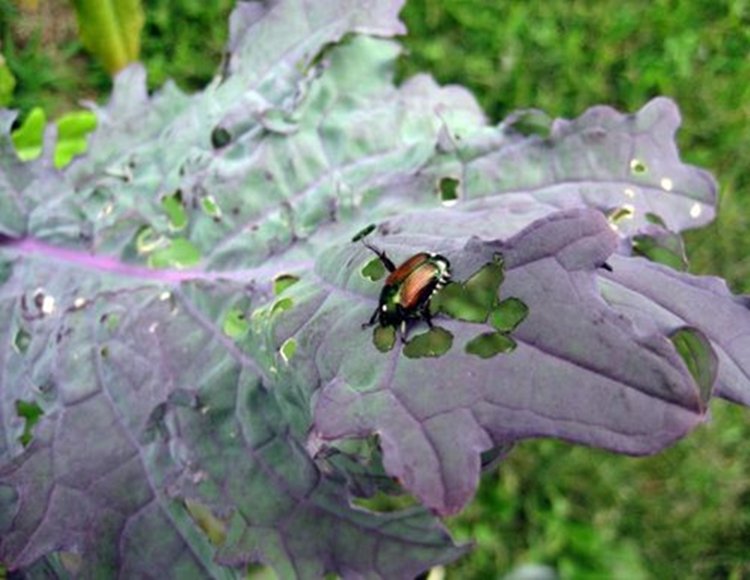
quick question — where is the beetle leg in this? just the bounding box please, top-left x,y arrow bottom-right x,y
362,241 -> 396,272
362,306 -> 380,329
399,320 -> 408,343
422,306 -> 434,329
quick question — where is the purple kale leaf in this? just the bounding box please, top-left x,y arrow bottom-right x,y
1,2 -> 471,576
0,0 -> 746,577
305,208 -> 709,515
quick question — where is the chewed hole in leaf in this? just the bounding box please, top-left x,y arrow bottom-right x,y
373,325 -> 396,352
463,257 -> 504,309
211,126 -> 232,149
660,177 -> 674,191
273,274 -> 300,295
223,308 -> 249,339
669,327 -> 717,405
148,238 -> 201,269
465,332 -> 517,358
645,212 -> 667,226
58,553 -> 83,576
403,327 -> 453,359
351,223 -> 377,242
11,106 -> 45,161
432,257 -> 505,323
142,403 -> 168,444
185,500 -> 228,547
480,444 -> 514,470
437,177 -> 460,207
0,258 -> 13,286
25,288 -> 55,317
630,158 -> 648,175
13,327 -> 31,354
361,257 -> 386,281
0,482 -> 18,530
280,337 -> 297,362
162,191 -> 188,231
201,195 -> 222,220
15,399 -> 43,446
489,298 -> 529,332
135,226 -> 169,254
54,110 -> 97,168
350,490 -> 420,513
689,202 -> 703,219
607,205 -> 635,225
506,109 -> 553,137
632,232 -> 688,271
271,297 -> 294,315
261,108 -> 299,134
40,293 -> 55,315
100,313 -> 121,332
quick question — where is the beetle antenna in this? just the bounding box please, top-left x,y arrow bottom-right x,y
360,239 -> 396,272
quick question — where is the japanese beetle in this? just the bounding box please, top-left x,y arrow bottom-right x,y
355,228 -> 451,338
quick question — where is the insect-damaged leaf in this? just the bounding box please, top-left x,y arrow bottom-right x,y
0,0 -> 747,577
308,210 -> 708,515
0,1 -> 472,576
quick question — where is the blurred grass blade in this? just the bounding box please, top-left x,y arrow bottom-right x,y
0,55 -> 16,107
71,0 -> 144,75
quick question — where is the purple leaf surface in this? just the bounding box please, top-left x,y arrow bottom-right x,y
0,0 -> 746,577
306,208 -> 706,515
599,256 -> 750,406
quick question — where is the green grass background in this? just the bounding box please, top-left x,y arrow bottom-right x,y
2,0 -> 750,577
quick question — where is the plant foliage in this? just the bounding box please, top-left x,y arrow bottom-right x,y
0,1 -> 747,577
